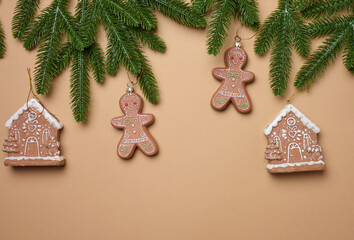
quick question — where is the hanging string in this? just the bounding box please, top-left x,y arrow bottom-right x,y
126,71 -> 137,91
26,68 -> 46,113
287,89 -> 298,103
234,24 -> 259,45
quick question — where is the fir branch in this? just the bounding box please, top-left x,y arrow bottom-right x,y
58,6 -> 85,50
0,21 -> 5,58
289,9 -> 311,57
136,46 -> 159,104
100,5 -> 141,75
102,0 -> 140,27
23,10 -> 51,50
294,29 -> 350,90
87,43 -> 105,83
34,5 -> 62,95
206,0 -> 236,55
192,0 -> 216,14
255,0 -> 310,95
70,48 -> 91,122
306,15 -> 352,38
254,10 -> 282,55
12,0 -> 40,40
236,0 -> 260,30
129,0 -> 157,30
145,0 -> 206,28
56,42 -> 73,75
301,0 -> 354,19
293,0 -> 317,11
269,12 -> 292,96
343,33 -> 354,73
128,27 -> 166,53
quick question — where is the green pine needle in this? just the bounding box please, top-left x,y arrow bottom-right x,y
100,6 -> 141,76
295,30 -> 350,90
128,27 -> 166,53
343,33 -> 354,73
70,48 -> 91,122
307,15 -> 352,38
293,0 -> 317,11
146,0 -> 207,28
192,0 -> 216,14
12,0 -> 40,40
102,0 -> 140,27
0,21 -> 5,58
301,0 -> 354,19
87,43 -> 105,84
136,46 -> 160,104
129,0 -> 157,30
254,0 -> 310,96
236,0 -> 260,30
206,0 -> 236,56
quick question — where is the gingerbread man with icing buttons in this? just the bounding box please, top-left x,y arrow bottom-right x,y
111,92 -> 158,159
211,46 -> 255,113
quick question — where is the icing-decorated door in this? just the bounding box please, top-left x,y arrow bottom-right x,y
24,137 -> 39,157
287,143 -> 302,163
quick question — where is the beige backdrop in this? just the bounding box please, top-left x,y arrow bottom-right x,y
1,1 -> 354,240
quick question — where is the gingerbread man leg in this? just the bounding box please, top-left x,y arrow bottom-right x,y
230,90 -> 252,113
211,87 -> 231,111
117,140 -> 137,159
137,138 -> 158,156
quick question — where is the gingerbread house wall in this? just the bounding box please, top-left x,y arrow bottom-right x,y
7,106 -> 59,158
267,111 -> 319,165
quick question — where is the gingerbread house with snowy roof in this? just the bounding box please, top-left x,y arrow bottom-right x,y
2,98 -> 65,166
264,104 -> 324,173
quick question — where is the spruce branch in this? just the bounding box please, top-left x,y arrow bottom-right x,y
146,0 -> 206,28
295,2 -> 353,89
195,0 -> 259,56
129,0 -> 157,30
192,0 -> 216,14
87,42 -> 105,84
206,0 -> 237,55
236,0 -> 260,30
301,0 -> 354,19
136,46 -> 160,104
294,30 -> 350,90
293,0 -> 317,11
0,21 -> 5,58
12,0 -> 40,40
70,48 -> 91,122
128,27 -> 166,53
254,0 -> 310,96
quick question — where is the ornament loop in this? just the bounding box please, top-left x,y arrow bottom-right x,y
126,72 -> 137,92
234,35 -> 242,47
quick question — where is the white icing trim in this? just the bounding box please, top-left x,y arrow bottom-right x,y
5,98 -> 63,129
264,104 -> 320,136
266,160 -> 325,169
5,156 -> 65,161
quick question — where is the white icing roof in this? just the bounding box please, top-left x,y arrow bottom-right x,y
5,98 -> 63,129
264,104 -> 320,136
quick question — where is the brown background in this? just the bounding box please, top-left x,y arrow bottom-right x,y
1,1 -> 354,240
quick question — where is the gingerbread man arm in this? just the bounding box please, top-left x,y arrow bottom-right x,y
212,68 -> 227,80
111,116 -> 125,129
241,71 -> 255,83
139,114 -> 154,126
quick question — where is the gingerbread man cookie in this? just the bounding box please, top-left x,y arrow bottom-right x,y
211,46 -> 255,113
111,92 -> 158,159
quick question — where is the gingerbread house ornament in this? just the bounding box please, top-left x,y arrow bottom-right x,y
264,104 -> 325,173
2,98 -> 65,166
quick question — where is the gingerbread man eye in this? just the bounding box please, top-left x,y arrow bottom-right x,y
239,57 -> 242,60
230,56 -> 234,59
125,103 -> 128,106
133,101 -> 137,105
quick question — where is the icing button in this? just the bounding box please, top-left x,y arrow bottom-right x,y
131,124 -> 135,127
232,85 -> 236,88
133,130 -> 136,134
232,78 -> 236,82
